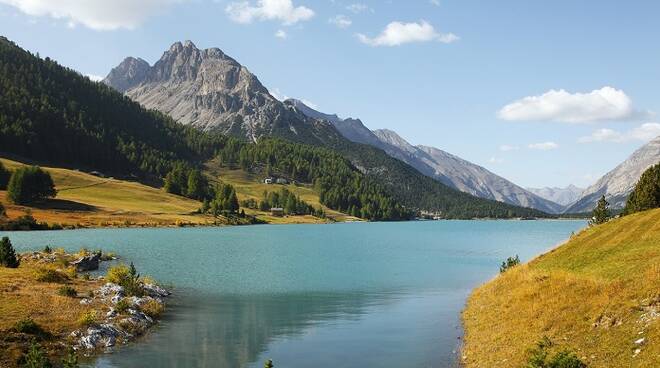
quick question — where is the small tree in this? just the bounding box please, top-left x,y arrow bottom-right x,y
0,202 -> 5,218
0,236 -> 20,268
590,195 -> 610,225
264,359 -> 274,368
7,166 -> 56,205
23,340 -> 52,368
0,161 -> 10,189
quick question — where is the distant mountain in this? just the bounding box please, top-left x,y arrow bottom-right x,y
565,136 -> 660,213
104,41 -> 341,145
289,99 -> 564,214
104,41 -> 549,219
526,185 -> 583,207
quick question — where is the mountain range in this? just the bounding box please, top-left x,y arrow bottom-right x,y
287,99 -> 565,214
526,185 -> 584,207
103,40 -> 547,218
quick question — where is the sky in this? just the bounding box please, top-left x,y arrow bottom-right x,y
1,0 -> 659,189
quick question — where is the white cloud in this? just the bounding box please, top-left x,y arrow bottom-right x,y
274,29 -> 287,39
85,74 -> 104,82
497,86 -> 646,123
329,14 -> 351,29
269,88 -> 289,101
357,20 -> 458,47
300,98 -> 318,110
488,157 -> 504,164
346,3 -> 369,14
528,142 -> 559,151
499,144 -> 519,152
226,0 -> 314,25
429,0 -> 440,6
578,123 -> 660,143
0,0 -> 181,30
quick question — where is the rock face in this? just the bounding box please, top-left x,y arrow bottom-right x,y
290,99 -> 564,214
103,41 -> 340,145
72,253 -> 101,271
566,136 -> 660,213
526,185 -> 584,207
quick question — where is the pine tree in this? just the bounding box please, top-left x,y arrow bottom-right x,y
7,166 -> 56,205
590,195 -> 610,225
0,237 -> 19,268
23,340 -> 51,368
624,163 -> 660,215
0,161 -> 10,190
0,202 -> 5,218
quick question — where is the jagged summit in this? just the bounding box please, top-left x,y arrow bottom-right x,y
103,41 -> 338,143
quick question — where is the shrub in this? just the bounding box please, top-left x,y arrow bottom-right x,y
34,268 -> 69,283
22,340 -> 52,368
0,202 -> 5,218
77,310 -> 97,327
141,299 -> 164,319
43,245 -> 52,254
526,337 -> 586,368
624,163 -> 660,215
115,298 -> 131,314
13,318 -> 44,335
0,236 -> 20,268
61,347 -> 78,368
57,285 -> 77,297
107,262 -> 143,296
500,255 -> 520,273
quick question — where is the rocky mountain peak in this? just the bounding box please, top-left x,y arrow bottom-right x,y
103,56 -> 150,93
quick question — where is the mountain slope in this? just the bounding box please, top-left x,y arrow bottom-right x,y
526,185 -> 583,207
566,136 -> 660,213
105,41 -> 550,219
104,41 -> 341,146
288,100 -> 563,213
463,208 -> 660,367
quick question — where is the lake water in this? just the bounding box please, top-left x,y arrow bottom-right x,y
2,220 -> 585,368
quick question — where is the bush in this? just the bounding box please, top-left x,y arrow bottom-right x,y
115,298 -> 131,314
77,310 -> 97,327
13,318 -> 44,335
7,166 -> 56,205
500,255 -> 520,273
526,336 -> 586,368
0,161 -> 10,190
0,236 -> 20,268
61,347 -> 78,368
57,285 -> 77,297
43,245 -> 52,254
141,299 -> 164,319
107,262 -> 143,296
22,340 -> 52,368
34,268 -> 69,283
624,163 -> 660,215
0,202 -> 5,218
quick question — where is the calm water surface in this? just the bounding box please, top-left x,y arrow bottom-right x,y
2,220 -> 585,368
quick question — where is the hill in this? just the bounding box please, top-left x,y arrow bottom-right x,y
462,209 -> 660,367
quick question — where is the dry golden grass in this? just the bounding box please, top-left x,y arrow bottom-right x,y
0,252 -> 104,366
462,208 -> 660,367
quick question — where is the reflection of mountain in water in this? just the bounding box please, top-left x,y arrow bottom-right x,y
93,291 -> 401,368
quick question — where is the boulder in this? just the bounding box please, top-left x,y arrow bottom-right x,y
72,253 -> 101,271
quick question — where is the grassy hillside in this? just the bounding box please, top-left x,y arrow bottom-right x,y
462,209 -> 660,367
0,157 -> 348,227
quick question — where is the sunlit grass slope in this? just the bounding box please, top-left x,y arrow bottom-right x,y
462,208 -> 660,367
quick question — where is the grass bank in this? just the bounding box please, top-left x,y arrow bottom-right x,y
462,208 -> 660,367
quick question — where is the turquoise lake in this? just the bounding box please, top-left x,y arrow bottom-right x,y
1,220 -> 586,368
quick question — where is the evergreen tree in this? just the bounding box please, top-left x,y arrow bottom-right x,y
186,169 -> 208,200
590,195 -> 610,225
0,236 -> 20,268
23,340 -> 51,368
0,161 -> 10,189
624,163 -> 660,215
0,202 -> 5,218
7,166 -> 56,205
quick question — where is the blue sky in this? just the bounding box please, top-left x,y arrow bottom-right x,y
1,0 -> 659,188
